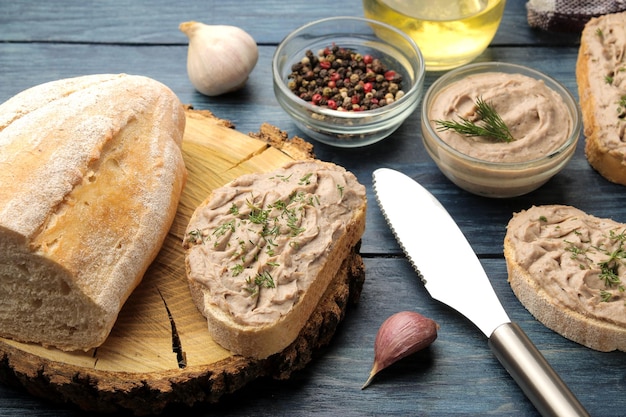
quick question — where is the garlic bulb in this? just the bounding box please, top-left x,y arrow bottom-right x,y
179,21 -> 258,96
362,311 -> 438,389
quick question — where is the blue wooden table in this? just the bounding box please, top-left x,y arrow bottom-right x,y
1,1 -> 625,416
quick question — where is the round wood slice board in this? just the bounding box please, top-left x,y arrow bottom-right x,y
0,108 -> 365,415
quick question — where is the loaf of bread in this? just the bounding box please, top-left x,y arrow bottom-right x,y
576,11 -> 626,185
504,205 -> 626,352
0,74 -> 187,351
183,160 -> 366,358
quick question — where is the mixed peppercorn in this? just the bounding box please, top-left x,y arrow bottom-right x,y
287,44 -> 405,111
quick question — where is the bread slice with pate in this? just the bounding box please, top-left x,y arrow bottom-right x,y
504,205 -> 626,352
0,74 -> 187,351
576,11 -> 626,185
183,160 -> 366,359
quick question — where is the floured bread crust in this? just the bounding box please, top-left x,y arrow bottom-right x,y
0,74 -> 187,351
505,205 -> 626,351
576,11 -> 626,185
184,160 -> 366,358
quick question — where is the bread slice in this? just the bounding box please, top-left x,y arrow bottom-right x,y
504,205 -> 626,351
183,160 -> 366,358
576,11 -> 626,185
0,74 -> 187,351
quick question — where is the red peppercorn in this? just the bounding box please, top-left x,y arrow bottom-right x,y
327,80 -> 336,89
363,54 -> 373,65
320,60 -> 331,69
384,70 -> 396,81
327,99 -> 338,110
312,93 -> 322,104
363,82 -> 373,93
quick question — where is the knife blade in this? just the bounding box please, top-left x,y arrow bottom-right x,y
372,168 -> 589,417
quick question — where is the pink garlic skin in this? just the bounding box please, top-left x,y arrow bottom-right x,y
363,311 -> 438,389
375,311 -> 438,369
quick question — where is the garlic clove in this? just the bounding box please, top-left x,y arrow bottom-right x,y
179,21 -> 259,96
362,311 -> 438,389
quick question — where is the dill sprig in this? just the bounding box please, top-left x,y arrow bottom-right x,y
434,96 -> 515,143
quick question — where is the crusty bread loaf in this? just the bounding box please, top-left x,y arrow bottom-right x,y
576,11 -> 626,185
0,74 -> 187,351
504,205 -> 626,352
183,160 -> 366,358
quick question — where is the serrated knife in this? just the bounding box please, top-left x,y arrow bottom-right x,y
372,168 -> 589,417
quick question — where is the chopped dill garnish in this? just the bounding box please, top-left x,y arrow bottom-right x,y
299,173 -> 313,185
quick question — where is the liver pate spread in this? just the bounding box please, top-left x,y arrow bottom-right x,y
429,72 -> 572,162
582,14 -> 626,150
183,160 -> 365,327
507,205 -> 626,327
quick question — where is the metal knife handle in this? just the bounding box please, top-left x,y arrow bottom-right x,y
488,322 -> 590,417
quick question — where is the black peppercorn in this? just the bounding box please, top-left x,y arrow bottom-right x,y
287,44 -> 404,111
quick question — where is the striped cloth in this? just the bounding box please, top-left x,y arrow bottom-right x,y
527,0 -> 626,32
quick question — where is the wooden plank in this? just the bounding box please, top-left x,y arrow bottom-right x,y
185,257 -> 626,417
0,0 -> 580,46
2,258 -> 623,416
1,42 -> 625,258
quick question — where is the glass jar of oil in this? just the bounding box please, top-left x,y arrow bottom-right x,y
363,0 -> 506,71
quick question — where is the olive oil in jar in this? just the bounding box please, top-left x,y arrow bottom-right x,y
363,0 -> 505,71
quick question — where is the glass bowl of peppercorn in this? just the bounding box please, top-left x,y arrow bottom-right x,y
272,16 -> 425,147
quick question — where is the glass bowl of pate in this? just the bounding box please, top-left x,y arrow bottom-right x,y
421,62 -> 581,198
273,16 -> 425,148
